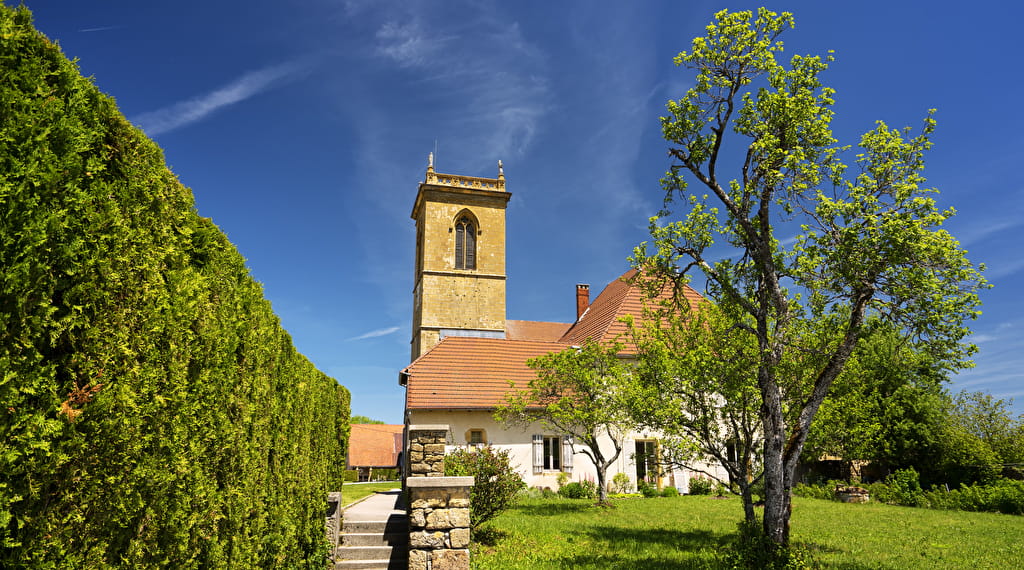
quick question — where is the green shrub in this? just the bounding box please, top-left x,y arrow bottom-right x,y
661,486 -> 680,497
558,480 -> 598,500
638,480 -> 660,498
445,446 -> 526,530
370,468 -> 398,481
793,479 -> 845,501
556,471 -> 571,489
885,468 -> 925,507
0,6 -> 349,566
689,477 -> 713,496
344,470 -> 360,482
611,472 -> 633,494
949,479 -> 1024,515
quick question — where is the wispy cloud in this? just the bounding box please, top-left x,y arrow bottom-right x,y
79,26 -> 120,33
348,326 -> 401,341
375,20 -> 455,69
955,218 -> 1024,247
367,10 -> 551,165
981,256 -> 1024,280
132,60 -> 311,135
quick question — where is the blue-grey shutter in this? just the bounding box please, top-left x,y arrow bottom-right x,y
533,434 -> 543,474
465,222 -> 476,269
455,221 -> 465,269
563,436 -> 573,473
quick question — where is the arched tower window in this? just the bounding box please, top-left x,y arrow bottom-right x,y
454,214 -> 476,270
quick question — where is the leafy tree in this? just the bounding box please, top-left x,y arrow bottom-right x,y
351,415 -> 386,424
495,341 -> 631,503
626,303 -> 764,523
934,391 -> 1023,485
947,391 -> 1024,466
804,320 -> 951,477
633,8 -> 986,548
444,446 -> 525,532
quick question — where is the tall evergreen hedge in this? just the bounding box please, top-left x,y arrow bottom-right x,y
0,6 -> 350,567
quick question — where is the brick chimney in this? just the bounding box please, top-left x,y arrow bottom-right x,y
575,284 -> 590,321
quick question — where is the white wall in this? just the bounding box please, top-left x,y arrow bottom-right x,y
407,409 -> 729,493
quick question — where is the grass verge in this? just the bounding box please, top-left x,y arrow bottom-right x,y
340,481 -> 401,507
472,495 -> 1024,569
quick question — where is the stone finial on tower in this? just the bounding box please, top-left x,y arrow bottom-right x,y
497,159 -> 504,179
425,152 -> 437,184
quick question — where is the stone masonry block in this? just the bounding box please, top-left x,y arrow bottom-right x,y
425,509 -> 456,529
409,530 -> 447,549
408,549 -> 428,570
448,508 -> 470,528
424,507 -> 470,530
411,490 -> 450,509
432,549 -> 470,570
410,508 -> 426,527
449,528 -> 470,548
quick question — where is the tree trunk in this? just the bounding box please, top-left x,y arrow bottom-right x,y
739,481 -> 756,525
596,462 -> 608,503
760,372 -> 790,547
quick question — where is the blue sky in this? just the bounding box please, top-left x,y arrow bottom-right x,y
21,0 -> 1022,422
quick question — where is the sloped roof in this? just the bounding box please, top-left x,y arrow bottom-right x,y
348,424 -> 403,468
506,319 -> 572,342
403,337 -> 565,409
560,269 -> 703,347
402,269 -> 705,411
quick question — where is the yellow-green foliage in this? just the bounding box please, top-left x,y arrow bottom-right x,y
0,6 -> 350,567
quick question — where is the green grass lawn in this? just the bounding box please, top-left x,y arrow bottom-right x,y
340,481 -> 401,507
472,495 -> 1024,569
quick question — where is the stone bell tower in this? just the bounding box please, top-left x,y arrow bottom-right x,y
409,155 -> 510,361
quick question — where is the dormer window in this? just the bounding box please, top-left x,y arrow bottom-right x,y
454,215 -> 476,270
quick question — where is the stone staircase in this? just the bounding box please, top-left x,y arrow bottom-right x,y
334,508 -> 408,569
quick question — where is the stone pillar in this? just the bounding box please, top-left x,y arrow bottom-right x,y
325,491 -> 341,552
407,424 -> 449,478
407,477 -> 473,570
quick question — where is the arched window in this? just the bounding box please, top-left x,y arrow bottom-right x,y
454,214 -> 476,270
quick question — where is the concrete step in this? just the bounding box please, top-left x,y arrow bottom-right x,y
342,516 -> 408,535
333,558 -> 407,570
336,544 -> 407,559
342,531 -> 407,547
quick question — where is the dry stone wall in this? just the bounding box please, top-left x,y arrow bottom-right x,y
407,477 -> 473,570
407,426 -> 449,478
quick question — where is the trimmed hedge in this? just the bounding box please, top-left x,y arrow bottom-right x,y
0,5 -> 350,567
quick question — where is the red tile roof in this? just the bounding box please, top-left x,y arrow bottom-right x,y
560,269 -> 703,347
506,319 -> 572,341
402,269 -> 705,410
347,424 -> 404,468
403,337 -> 566,409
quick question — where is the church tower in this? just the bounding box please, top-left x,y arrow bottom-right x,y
410,155 -> 510,360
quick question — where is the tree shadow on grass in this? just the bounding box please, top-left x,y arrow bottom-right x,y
514,502 -> 599,517
472,526 -> 509,547
548,525 -> 885,570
